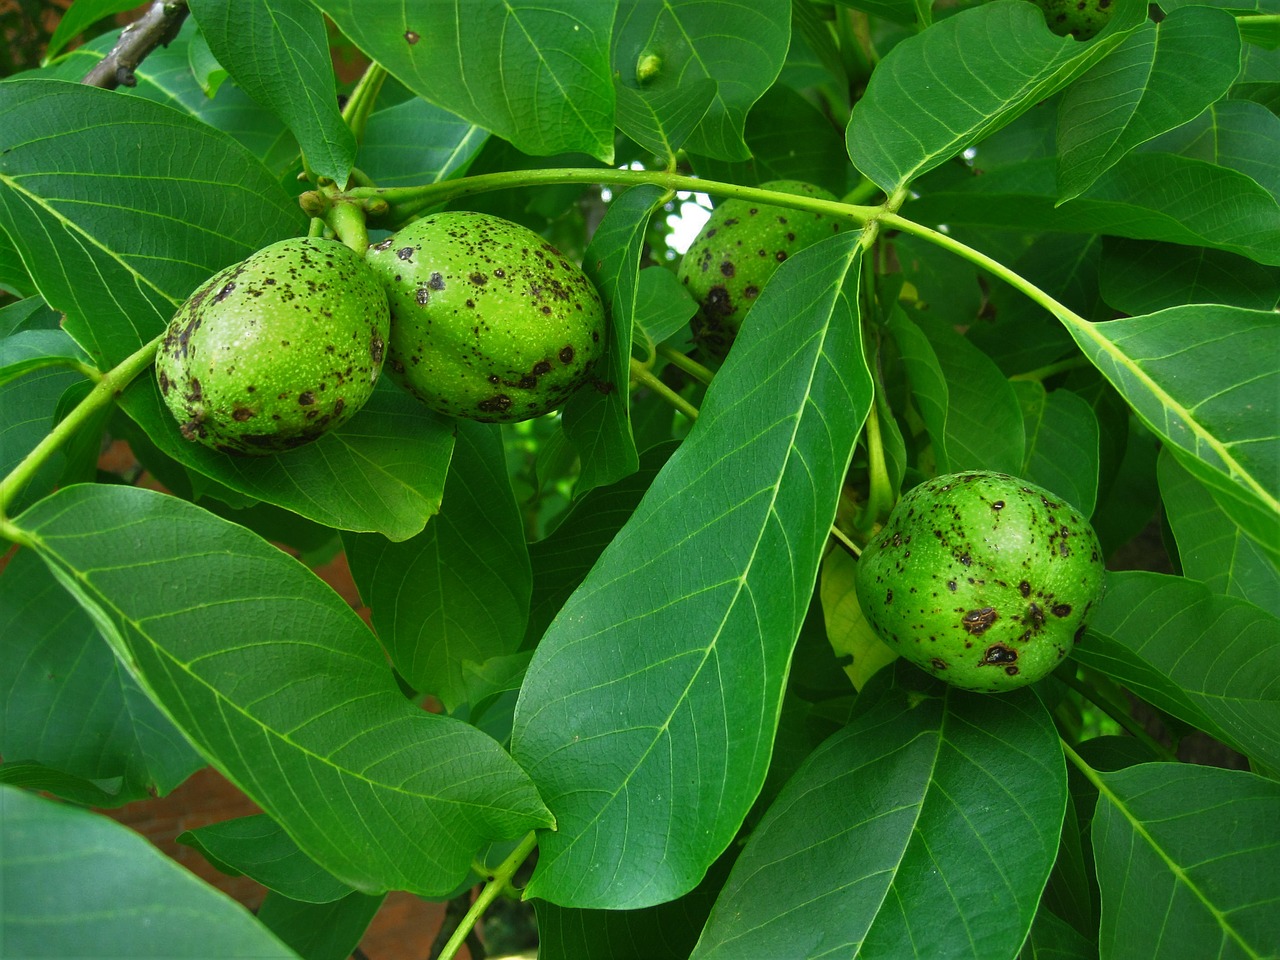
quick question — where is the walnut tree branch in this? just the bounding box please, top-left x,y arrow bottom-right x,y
81,1 -> 190,90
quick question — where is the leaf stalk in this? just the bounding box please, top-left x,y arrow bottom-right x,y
438,832 -> 538,960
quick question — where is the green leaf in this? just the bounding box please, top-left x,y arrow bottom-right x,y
0,548 -> 202,804
0,79 -> 304,367
633,267 -> 698,351
611,0 -> 791,162
357,98 -> 487,189
1157,449 -> 1280,618
12,484 -> 553,897
1089,762 -> 1280,959
1100,237 -> 1280,314
345,420 -> 530,711
1014,382 -> 1101,517
526,442 -> 676,645
511,231 -> 871,909
35,24 -> 303,177
846,0 -> 1142,192
909,153 -> 1280,266
832,0 -> 923,28
1020,906 -> 1099,960
689,84 -> 853,197
1061,304 -> 1279,563
119,377 -> 455,541
178,815 -> 356,904
820,546 -> 898,691
188,0 -> 355,186
316,0 -> 615,162
0,784 -> 299,958
1056,6 -> 1243,201
0,762 -> 126,807
691,667 -> 1068,960
0,329 -> 90,386
0,365 -> 83,514
888,308 -> 1025,475
255,890 -> 383,960
0,296 -> 59,338
1142,98 -> 1280,198
40,0 -> 142,64
1075,570 -> 1280,772
563,185 -> 668,493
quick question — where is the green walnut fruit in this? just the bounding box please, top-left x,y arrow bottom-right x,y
854,472 -> 1105,693
156,237 -> 389,455
677,180 -> 843,358
366,212 -> 606,423
1030,0 -> 1114,40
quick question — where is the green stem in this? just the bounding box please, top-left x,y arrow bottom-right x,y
0,333 -> 163,534
829,524 -> 862,558
657,344 -> 714,385
439,832 -> 538,960
840,178 -> 882,207
351,168 -> 880,231
340,61 -> 388,152
1056,671 -> 1178,762
860,398 -> 892,531
326,198 -> 369,254
630,357 -> 700,421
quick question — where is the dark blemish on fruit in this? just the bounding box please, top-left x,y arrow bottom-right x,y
744,285 -> 759,299
1074,623 -> 1088,641
1052,603 -> 1072,618
947,580 -> 957,592
704,285 -> 733,316
470,271 -> 487,285
962,607 -> 998,635
992,500 -> 1005,510
931,658 -> 948,671
488,375 -> 501,385
1004,666 -> 1020,676
370,336 -> 384,364
518,375 -> 537,389
232,407 -> 253,422
892,532 -> 903,547
397,247 -> 414,260
885,589 -> 893,606
428,272 -> 445,290
372,238 -> 394,251
391,359 -> 405,374
494,268 -> 506,278
532,360 -> 552,376
188,378 -> 203,401
1019,580 -> 1031,597
982,644 -> 1018,665
541,305 -> 552,314
720,261 -> 735,277
405,30 -> 420,43
559,345 -> 575,364
158,370 -> 170,395
774,251 -> 788,262
213,282 -> 236,303
298,391 -> 315,405
333,398 -> 345,418
1060,542 -> 1071,557
1025,602 -> 1045,627
478,394 -> 512,413
466,299 -> 476,308
958,553 -> 973,566
416,286 -> 430,305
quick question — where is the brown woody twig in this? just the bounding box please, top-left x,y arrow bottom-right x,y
81,1 -> 189,90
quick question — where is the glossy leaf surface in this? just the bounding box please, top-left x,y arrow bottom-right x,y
512,232 -> 871,908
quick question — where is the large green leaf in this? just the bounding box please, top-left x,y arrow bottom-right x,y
691,667 -> 1067,960
178,815 -> 355,904
1157,450 -> 1280,618
255,890 -> 383,960
345,420 -> 530,711
188,0 -> 355,185
908,153 -> 1280,266
611,0 -> 791,162
1056,6 -> 1242,201
0,784 -> 298,958
1099,237 -> 1280,314
1014,382 -> 1101,517
120,377 -> 455,541
0,549 -> 202,804
357,98 -> 487,188
1089,762 -> 1280,959
316,0 -> 615,162
1142,98 -> 1280,198
0,80 -> 304,367
846,0 -> 1142,192
1075,570 -> 1280,771
511,231 -> 871,908
888,308 -> 1025,476
12,484 -> 552,897
1061,305 -> 1278,562
563,185 -> 668,493
0,329 -> 90,387
0,366 -> 83,515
